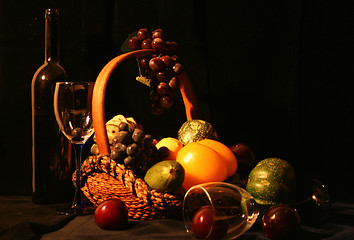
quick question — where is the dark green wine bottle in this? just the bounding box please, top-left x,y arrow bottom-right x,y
31,9 -> 73,204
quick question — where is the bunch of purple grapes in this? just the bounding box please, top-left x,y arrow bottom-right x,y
91,122 -> 168,177
128,28 -> 183,115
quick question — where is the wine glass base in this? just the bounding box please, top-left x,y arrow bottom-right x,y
56,205 -> 95,216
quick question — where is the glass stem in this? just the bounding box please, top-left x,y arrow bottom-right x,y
72,143 -> 84,212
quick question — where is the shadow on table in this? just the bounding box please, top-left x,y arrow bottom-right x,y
0,196 -> 74,240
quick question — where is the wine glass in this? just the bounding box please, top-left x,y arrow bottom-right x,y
292,179 -> 331,226
183,182 -> 259,240
53,82 -> 95,215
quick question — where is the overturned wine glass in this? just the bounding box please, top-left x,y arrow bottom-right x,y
183,182 -> 259,240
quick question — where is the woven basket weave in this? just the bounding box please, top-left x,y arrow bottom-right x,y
79,49 -> 200,220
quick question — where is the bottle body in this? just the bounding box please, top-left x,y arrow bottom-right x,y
31,9 -> 74,204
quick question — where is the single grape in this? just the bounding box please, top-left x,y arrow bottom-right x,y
156,71 -> 169,82
141,38 -> 152,49
156,82 -> 171,96
128,37 -> 141,50
72,127 -> 83,138
160,55 -> 173,68
72,128 -> 84,141
152,29 -> 165,39
124,156 -> 135,167
117,131 -> 131,144
126,143 -> 140,157
137,28 -> 151,40
114,142 -> 127,152
151,38 -> 166,52
113,144 -> 128,163
160,96 -> 173,109
111,148 -> 121,160
118,122 -> 129,131
173,62 -> 183,75
132,128 -> 145,143
157,146 -> 170,159
169,76 -> 179,89
149,57 -> 165,71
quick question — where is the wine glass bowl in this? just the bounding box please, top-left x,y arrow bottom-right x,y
54,82 -> 94,144
183,182 -> 259,240
54,82 -> 95,215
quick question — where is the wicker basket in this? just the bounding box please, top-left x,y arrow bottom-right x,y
79,49 -> 200,220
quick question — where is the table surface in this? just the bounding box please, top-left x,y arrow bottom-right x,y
1,196 -> 354,240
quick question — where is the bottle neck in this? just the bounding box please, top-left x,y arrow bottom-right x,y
45,9 -> 60,63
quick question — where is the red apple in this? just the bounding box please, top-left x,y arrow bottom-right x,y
94,198 -> 128,230
229,143 -> 256,177
192,205 -> 228,240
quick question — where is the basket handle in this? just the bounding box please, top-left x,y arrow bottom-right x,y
92,49 -> 200,155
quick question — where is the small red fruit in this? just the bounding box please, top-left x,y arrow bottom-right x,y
141,38 -> 152,49
160,55 -> 174,68
128,37 -> 141,50
152,29 -> 165,39
151,38 -> 166,52
137,28 -> 151,40
94,198 -> 128,230
149,57 -> 165,71
229,143 -> 256,177
192,206 -> 228,240
262,204 -> 301,240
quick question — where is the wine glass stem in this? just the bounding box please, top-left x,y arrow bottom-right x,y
72,143 -> 84,211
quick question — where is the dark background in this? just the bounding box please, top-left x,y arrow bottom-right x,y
0,0 -> 353,202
